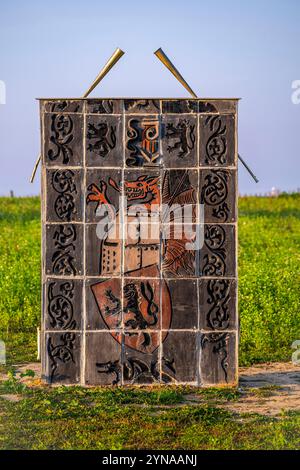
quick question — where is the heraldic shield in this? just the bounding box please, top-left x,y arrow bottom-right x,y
91,265 -> 172,354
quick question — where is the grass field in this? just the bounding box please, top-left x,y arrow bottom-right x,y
0,194 -> 299,450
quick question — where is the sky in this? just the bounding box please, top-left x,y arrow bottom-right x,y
0,0 -> 299,196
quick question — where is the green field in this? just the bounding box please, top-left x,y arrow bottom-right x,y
0,194 -> 299,450
0,194 -> 299,365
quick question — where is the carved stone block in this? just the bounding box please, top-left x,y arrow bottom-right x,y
85,332 -> 121,385
46,169 -> 83,222
162,331 -> 198,383
162,99 -> 198,114
43,100 -> 83,113
86,114 -> 123,167
41,98 -> 238,387
200,169 -> 236,223
164,279 -> 198,330
125,115 -> 161,167
199,279 -> 237,331
44,332 -> 81,384
87,99 -> 123,114
45,224 -> 83,276
44,278 -> 83,330
199,114 -> 236,167
123,340 -> 160,385
44,113 -> 84,167
161,115 -> 198,168
86,169 -> 121,223
124,99 -> 160,114
86,278 -> 122,330
200,224 -> 236,277
200,332 -> 237,385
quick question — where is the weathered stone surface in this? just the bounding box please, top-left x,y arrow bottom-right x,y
161,114 -> 198,168
44,332 -> 81,384
44,278 -> 83,330
200,332 -> 237,385
45,224 -> 83,276
200,224 -> 236,277
44,113 -> 84,167
85,332 -> 121,385
164,279 -> 198,330
162,331 -> 199,383
86,278 -> 122,330
200,169 -> 237,223
199,114 -> 236,167
86,114 -> 123,167
125,114 -> 161,167
198,279 -> 237,331
41,98 -> 238,387
46,169 -> 83,222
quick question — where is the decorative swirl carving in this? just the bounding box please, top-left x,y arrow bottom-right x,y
201,333 -> 229,382
47,332 -> 75,383
206,280 -> 230,330
202,225 -> 226,276
201,170 -> 229,222
48,281 -> 76,329
51,170 -> 77,221
52,225 -> 77,275
205,116 -> 227,165
47,114 -> 74,164
126,118 -> 160,167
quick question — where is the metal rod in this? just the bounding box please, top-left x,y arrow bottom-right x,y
154,48 -> 197,98
30,154 -> 41,183
238,153 -> 259,183
31,48 -> 125,182
82,47 -> 125,98
154,47 -> 258,183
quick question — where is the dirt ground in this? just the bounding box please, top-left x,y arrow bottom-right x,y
1,362 -> 300,416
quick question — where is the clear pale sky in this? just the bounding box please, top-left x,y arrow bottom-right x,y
0,0 -> 299,196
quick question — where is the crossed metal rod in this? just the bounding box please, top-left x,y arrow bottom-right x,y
31,47 -> 258,183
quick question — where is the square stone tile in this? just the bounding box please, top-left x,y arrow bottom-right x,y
45,224 -> 83,276
125,115 -> 161,167
44,332 -> 81,384
199,114 -> 236,167
200,332 -> 237,385
124,99 -> 160,114
124,169 -> 161,217
161,224 -> 199,278
85,332 -> 122,385
86,278 -> 122,330
86,224 -> 121,276
200,224 -> 236,277
200,169 -> 236,223
44,113 -> 84,166
86,114 -> 123,167
44,278 -> 83,330
123,277 -> 161,333
162,331 -> 198,383
86,169 -> 122,223
161,114 -> 197,168
198,100 -> 237,114
161,99 -> 198,114
123,339 -> 160,384
43,100 -> 83,113
86,99 -> 122,114
164,279 -> 198,330
46,169 -> 84,222
161,170 -> 199,224
199,279 -> 237,331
